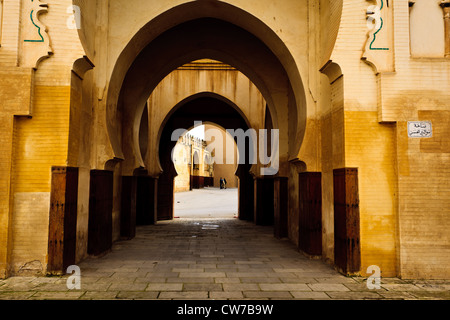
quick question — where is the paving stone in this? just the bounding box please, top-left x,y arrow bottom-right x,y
273,268 -> 306,273
117,291 -> 159,299
206,268 -> 237,273
314,277 -> 359,284
179,272 -> 226,278
378,292 -> 419,300
259,283 -> 310,292
146,283 -> 183,291
32,283 -> 70,292
108,283 -> 148,291
29,291 -> 85,300
96,277 -> 133,284
110,271 -> 148,278
381,284 -> 425,291
222,284 -> 260,291
158,291 -> 209,299
243,291 -> 293,299
240,278 -> 282,283
173,268 -> 204,273
280,277 -> 318,284
76,282 -> 111,292
226,272 -> 268,278
190,264 -> 217,269
325,292 -> 383,300
308,284 -> 350,292
135,277 -> 167,283
343,283 -> 387,292
79,291 -> 119,300
290,292 -> 330,299
2,217 -> 448,300
0,291 -> 36,300
146,272 -> 180,278
167,277 -> 215,283
409,291 -> 450,300
183,283 -> 223,291
413,283 -> 450,291
209,291 -> 244,299
215,278 -> 241,284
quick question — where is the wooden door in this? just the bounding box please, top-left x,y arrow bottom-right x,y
48,166 -> 78,273
298,172 -> 322,256
333,168 -> 361,274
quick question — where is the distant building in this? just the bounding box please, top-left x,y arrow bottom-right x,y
173,133 -> 214,192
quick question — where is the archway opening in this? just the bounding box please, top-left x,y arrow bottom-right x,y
101,4 -> 308,260
172,123 -> 240,219
156,95 -> 255,223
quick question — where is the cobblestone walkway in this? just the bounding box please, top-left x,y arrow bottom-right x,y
0,218 -> 449,300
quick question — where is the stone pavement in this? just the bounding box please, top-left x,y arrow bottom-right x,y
174,187 -> 238,219
0,217 -> 449,300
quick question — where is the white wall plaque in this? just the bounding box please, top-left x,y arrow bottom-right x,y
408,121 -> 433,138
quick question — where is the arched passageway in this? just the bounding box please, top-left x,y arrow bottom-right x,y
155,96 -> 257,224
49,2 -> 324,276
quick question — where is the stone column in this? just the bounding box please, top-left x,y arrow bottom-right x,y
441,1 -> 450,57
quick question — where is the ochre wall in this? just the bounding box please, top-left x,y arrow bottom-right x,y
9,86 -> 71,275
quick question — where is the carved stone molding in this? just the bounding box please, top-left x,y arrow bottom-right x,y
20,0 -> 53,69
362,0 -> 395,73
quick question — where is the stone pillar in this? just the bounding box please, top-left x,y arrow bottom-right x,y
441,1 -> 450,57
273,177 -> 288,239
47,167 -> 79,274
254,177 -> 274,226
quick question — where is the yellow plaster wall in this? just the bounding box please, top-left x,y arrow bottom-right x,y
396,114 -> 450,279
344,110 -> 398,277
9,85 -> 71,274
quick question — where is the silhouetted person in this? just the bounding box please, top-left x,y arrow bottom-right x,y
220,177 -> 223,189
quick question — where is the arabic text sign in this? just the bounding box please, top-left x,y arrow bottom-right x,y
408,121 -> 432,138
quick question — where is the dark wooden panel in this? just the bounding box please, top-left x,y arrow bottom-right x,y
136,176 -> 156,225
121,176 -> 137,239
274,177 -> 288,239
333,168 -> 361,274
48,166 -> 78,273
157,174 -> 174,221
63,167 -> 79,268
254,178 -> 274,226
88,170 -> 113,256
298,172 -> 322,256
238,173 -> 254,221
204,177 -> 214,187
